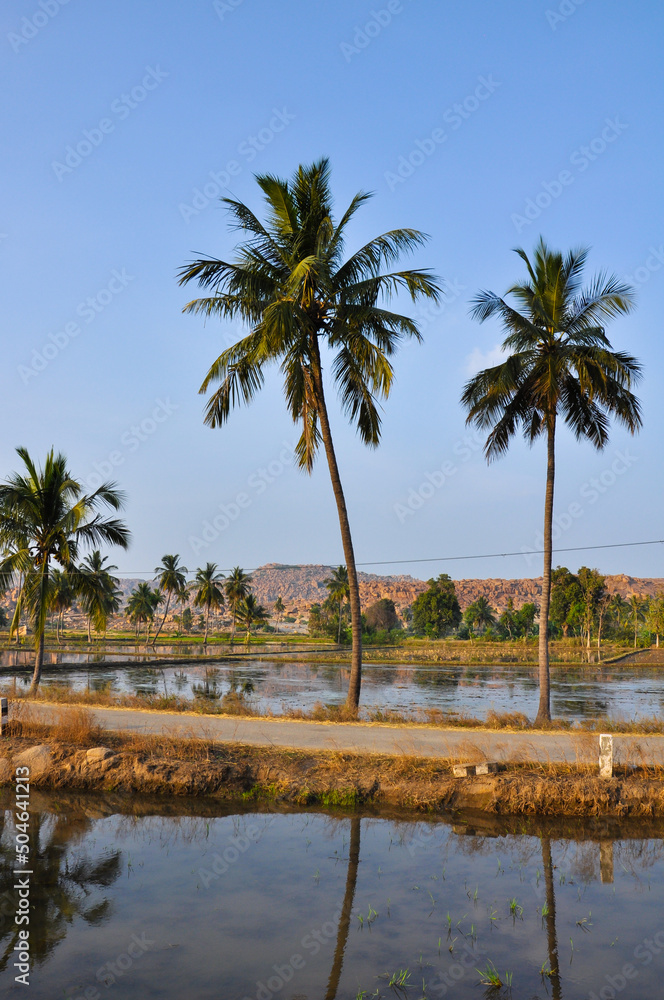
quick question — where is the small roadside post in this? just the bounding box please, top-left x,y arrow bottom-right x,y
599,733 -> 613,778
0,698 -> 7,735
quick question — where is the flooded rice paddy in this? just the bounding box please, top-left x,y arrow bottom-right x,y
2,651 -> 664,722
2,791 -> 664,998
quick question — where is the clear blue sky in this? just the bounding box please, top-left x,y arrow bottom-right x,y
2,0 -> 663,580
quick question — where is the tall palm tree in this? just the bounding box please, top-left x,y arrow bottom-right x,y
192,562 -> 225,643
325,565 -> 350,644
628,593 -> 646,649
126,582 -> 162,642
178,158 -> 441,711
0,448 -> 130,691
224,566 -> 252,640
237,593 -> 268,641
461,238 -> 642,723
273,595 -> 285,633
152,553 -> 188,644
75,550 -> 121,641
49,568 -> 75,644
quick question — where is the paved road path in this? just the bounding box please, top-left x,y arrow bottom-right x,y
19,702 -> 664,765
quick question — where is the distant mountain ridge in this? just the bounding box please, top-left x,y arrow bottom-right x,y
4,565 -> 661,617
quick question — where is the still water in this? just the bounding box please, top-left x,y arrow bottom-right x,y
1,792 -> 664,998
3,657 -> 664,722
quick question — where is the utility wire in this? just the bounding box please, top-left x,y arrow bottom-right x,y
50,537 -> 664,577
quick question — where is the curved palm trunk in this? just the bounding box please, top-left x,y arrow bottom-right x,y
152,593 -> 171,645
311,361 -> 362,711
324,816 -> 361,1000
535,419 -> 555,725
204,604 -> 210,644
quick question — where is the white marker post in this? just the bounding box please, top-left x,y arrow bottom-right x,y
599,733 -> 613,778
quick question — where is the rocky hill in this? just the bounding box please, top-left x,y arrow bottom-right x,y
2,565 -> 663,620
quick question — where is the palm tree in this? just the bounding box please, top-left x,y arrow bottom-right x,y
152,554 -> 188,644
273,596 -> 285,633
178,158 -> 441,711
237,593 -> 268,641
224,566 -> 252,640
49,568 -> 75,644
461,238 -> 642,723
325,566 -> 350,644
0,448 -> 130,691
645,595 -> 664,648
628,593 -> 646,649
75,550 -> 121,641
464,595 -> 496,634
192,562 -> 225,643
125,582 -> 162,642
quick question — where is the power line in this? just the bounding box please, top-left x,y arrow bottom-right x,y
355,538 -> 664,568
94,537 -> 664,577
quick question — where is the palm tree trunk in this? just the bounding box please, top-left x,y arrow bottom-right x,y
338,599 -> 343,644
535,418 -> 555,725
87,616 -> 91,643
152,593 -> 171,645
204,605 -> 209,644
30,562 -> 49,693
311,357 -> 362,711
324,816 -> 361,1000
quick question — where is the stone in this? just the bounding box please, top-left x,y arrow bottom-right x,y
86,747 -> 116,763
453,763 -> 477,777
599,733 -> 613,778
14,744 -> 52,779
475,761 -> 500,775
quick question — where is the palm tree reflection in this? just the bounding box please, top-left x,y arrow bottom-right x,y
325,815 -> 361,1000
0,804 -> 121,972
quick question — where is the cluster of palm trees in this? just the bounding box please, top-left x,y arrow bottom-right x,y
179,158 -> 642,721
0,161 -> 645,720
124,558 -> 268,644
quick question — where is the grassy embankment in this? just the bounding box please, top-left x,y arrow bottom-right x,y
6,704 -> 664,817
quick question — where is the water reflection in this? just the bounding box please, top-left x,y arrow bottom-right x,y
5,659 -> 664,722
0,795 -> 121,973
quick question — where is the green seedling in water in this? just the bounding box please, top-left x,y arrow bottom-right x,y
389,969 -> 410,986
540,961 -> 555,978
540,902 -> 550,918
509,897 -> 523,919
476,961 -> 509,988
576,911 -> 592,932
489,906 -> 499,925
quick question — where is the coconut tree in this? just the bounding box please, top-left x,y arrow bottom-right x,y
461,238 -> 642,724
325,565 -> 350,644
237,593 -> 268,641
224,566 -> 252,640
49,568 -> 75,643
645,595 -> 664,648
0,447 -> 130,691
192,562 -> 225,643
178,158 -> 441,711
273,596 -> 285,633
628,593 -> 646,649
152,554 -> 188,644
75,550 -> 122,641
464,595 -> 497,635
126,582 -> 162,642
